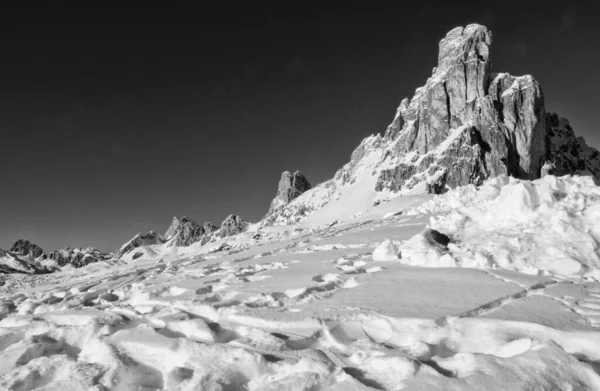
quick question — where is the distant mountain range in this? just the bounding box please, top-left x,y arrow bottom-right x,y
2,23 -> 599,274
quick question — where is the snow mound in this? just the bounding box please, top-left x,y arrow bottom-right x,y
402,174 -> 600,277
372,239 -> 401,261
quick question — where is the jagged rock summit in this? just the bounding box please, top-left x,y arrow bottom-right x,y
378,24 -> 547,192
264,23 -> 600,225
164,216 -> 205,247
10,239 -> 44,259
265,171 -> 312,221
220,214 -> 248,238
115,214 -> 250,260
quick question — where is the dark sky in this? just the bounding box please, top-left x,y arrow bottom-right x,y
1,3 -> 598,252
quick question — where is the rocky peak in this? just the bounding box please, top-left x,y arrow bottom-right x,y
271,171 -> 311,209
376,23 -> 548,193
9,239 -> 44,258
219,214 -> 248,238
263,23 -> 600,226
166,216 -> 205,247
263,171 -> 312,222
545,113 -> 600,181
437,24 -> 491,78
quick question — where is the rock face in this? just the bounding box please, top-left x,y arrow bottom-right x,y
377,24 -> 548,193
165,216 -> 205,247
544,113 -> 600,180
263,23 -> 600,226
269,171 -> 312,211
264,171 -> 312,223
219,214 -> 248,238
9,240 -> 44,258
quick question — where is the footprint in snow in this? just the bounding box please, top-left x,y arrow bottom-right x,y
573,284 -> 600,328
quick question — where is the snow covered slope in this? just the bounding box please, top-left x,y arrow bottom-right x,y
3,22 -> 600,390
2,189 -> 600,389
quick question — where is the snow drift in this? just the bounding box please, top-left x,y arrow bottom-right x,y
395,174 -> 600,277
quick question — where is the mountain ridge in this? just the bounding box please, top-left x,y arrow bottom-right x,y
2,23 -> 598,272
262,23 -> 600,226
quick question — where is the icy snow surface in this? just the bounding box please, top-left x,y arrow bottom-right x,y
2,176 -> 600,389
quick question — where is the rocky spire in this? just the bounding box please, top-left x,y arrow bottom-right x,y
167,216 -> 205,247
377,23 -> 548,192
219,214 -> 248,238
265,170 -> 312,218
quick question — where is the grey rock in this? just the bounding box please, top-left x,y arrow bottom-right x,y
9,240 -> 44,258
167,216 -> 204,247
262,171 -> 312,224
219,214 -> 248,238
375,23 -> 556,194
544,113 -> 600,182
47,247 -> 109,268
203,222 -> 218,234
268,171 -> 312,214
423,228 -> 451,249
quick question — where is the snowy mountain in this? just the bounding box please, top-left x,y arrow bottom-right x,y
263,24 -> 600,226
116,214 -> 250,261
0,239 -> 111,274
3,22 -> 600,391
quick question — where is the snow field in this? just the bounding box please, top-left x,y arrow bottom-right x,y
2,175 -> 600,389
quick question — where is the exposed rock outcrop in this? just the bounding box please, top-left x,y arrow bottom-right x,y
203,222 -> 218,234
46,247 -> 109,268
219,214 -> 248,238
9,239 -> 44,258
269,171 -> 312,212
377,24 -> 548,193
165,216 -> 205,247
264,23 -> 600,225
264,171 -> 312,223
544,113 -> 600,181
